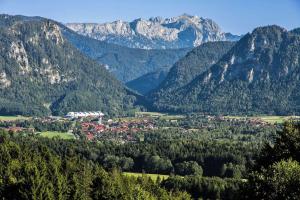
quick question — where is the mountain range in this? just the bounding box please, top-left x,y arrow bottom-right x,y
149,25 -> 300,115
1,14 -> 300,116
0,15 -> 142,116
63,28 -> 190,82
66,14 -> 240,49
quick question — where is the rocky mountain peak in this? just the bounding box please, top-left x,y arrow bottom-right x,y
66,14 -> 240,49
42,21 -> 64,45
149,16 -> 164,23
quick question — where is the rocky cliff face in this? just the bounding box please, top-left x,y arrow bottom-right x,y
66,14 -> 240,49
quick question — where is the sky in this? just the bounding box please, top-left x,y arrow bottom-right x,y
0,0 -> 299,35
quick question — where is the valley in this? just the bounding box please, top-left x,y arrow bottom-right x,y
0,111 -> 282,199
0,2 -> 299,198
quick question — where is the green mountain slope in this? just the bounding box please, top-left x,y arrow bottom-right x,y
63,29 -> 190,83
149,41 -> 234,102
0,15 -> 140,116
151,25 -> 300,115
126,68 -> 169,95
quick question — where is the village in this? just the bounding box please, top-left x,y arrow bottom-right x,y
0,111 -> 157,142
0,111 -> 293,142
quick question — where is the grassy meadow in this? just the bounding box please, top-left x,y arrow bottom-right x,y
0,115 -> 30,121
123,172 -> 169,181
39,131 -> 75,140
224,115 -> 300,124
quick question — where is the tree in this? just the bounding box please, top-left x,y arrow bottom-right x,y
243,122 -> 300,199
244,159 -> 300,200
256,121 -> 300,169
175,161 -> 203,176
146,155 -> 173,174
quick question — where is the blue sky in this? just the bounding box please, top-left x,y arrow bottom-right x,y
0,0 -> 299,34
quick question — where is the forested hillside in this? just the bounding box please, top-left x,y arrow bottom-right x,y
0,15 -> 141,116
126,69 -> 168,95
63,28 -> 190,82
0,131 -> 190,200
150,41 -> 234,96
150,26 -> 300,115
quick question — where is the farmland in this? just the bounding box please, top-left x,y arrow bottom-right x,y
39,131 -> 75,139
0,115 -> 30,121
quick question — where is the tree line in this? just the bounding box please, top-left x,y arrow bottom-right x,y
0,130 -> 190,200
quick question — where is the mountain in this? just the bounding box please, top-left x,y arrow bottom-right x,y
0,14 -> 142,116
150,25 -> 300,115
225,32 -> 241,41
126,68 -> 169,95
151,41 -> 235,95
290,28 -> 300,35
62,29 -> 190,82
66,14 -> 240,50
127,42 -> 235,95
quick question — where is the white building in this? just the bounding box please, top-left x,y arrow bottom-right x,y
66,111 -> 104,119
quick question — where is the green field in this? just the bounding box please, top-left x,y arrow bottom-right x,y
225,115 -> 300,124
136,112 -> 165,116
0,115 -> 30,121
123,172 -> 169,181
135,112 -> 185,120
114,112 -> 185,122
39,131 -> 75,139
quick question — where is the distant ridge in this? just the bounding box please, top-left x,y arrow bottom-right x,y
63,28 -> 190,82
66,14 -> 240,49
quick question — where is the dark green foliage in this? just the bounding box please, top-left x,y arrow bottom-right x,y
255,122 -> 300,169
21,137 -> 258,177
144,114 -> 275,143
0,119 -> 72,132
148,41 -> 234,105
144,155 -> 173,174
150,25 -> 300,115
162,175 -> 242,200
243,122 -> 300,199
174,161 -> 203,176
151,41 -> 234,94
0,116 -> 279,199
0,15 -> 141,116
244,159 -> 300,200
63,28 -> 190,83
0,131 -> 191,200
126,69 -> 169,95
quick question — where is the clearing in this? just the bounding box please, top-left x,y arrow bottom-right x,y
39,131 -> 75,139
0,115 -> 30,121
123,172 -> 169,181
225,115 -> 300,124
